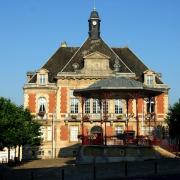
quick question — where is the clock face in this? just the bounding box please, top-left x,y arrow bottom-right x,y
92,21 -> 97,26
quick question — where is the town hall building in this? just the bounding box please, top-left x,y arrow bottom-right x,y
23,9 -> 169,159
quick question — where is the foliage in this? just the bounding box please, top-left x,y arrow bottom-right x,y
0,97 -> 41,151
166,99 -> 180,139
116,114 -> 123,119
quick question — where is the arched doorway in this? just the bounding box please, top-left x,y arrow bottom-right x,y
90,126 -> 104,145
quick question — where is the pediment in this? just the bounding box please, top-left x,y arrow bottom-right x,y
37,68 -> 49,73
83,51 -> 110,59
144,69 -> 155,75
80,51 -> 112,75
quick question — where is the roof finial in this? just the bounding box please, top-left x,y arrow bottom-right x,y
93,0 -> 96,11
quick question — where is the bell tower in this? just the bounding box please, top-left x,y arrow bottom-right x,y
88,9 -> 101,40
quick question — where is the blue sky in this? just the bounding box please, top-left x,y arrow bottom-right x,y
0,0 -> 179,105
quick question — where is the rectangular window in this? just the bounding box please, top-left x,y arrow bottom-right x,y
102,100 -> 108,114
70,98 -> 79,113
47,127 -> 52,141
48,150 -> 52,156
85,99 -> 90,113
147,75 -> 153,86
39,127 -> 46,141
114,99 -> 123,114
39,74 -> 46,85
146,100 -> 155,113
93,99 -> 100,113
70,90 -> 79,114
70,126 -> 79,142
115,126 -> 124,135
38,150 -> 44,156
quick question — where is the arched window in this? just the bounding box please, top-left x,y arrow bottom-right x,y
38,97 -> 46,114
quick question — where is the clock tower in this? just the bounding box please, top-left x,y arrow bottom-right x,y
88,9 -> 101,40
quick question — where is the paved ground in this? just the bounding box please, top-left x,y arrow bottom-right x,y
14,157 -> 75,169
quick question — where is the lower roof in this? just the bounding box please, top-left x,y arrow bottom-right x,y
74,76 -> 165,99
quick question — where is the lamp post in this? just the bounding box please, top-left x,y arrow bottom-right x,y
52,113 -> 56,159
144,97 -> 155,138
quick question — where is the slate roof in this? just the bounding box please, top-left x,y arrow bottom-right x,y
88,76 -> 143,89
60,38 -> 131,73
74,76 -> 164,99
29,47 -> 78,83
29,37 -> 163,84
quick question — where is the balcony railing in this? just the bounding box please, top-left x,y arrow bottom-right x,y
64,113 -> 128,122
33,113 -> 48,120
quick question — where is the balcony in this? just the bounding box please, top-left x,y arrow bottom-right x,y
64,113 -> 130,124
33,113 -> 48,120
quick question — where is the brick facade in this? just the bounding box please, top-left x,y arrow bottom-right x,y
157,93 -> 165,114
48,93 -> 56,113
60,125 -> 68,141
23,9 -> 169,159
137,98 -> 143,113
61,87 -> 67,113
28,93 -> 36,113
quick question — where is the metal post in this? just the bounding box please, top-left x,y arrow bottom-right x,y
153,97 -> 157,142
142,99 -> 145,136
104,98 -> 107,146
136,98 -> 139,145
99,98 -> 103,145
126,99 -> 129,132
81,97 -> 85,145
126,99 -> 129,145
52,113 -> 54,159
149,97 -> 151,136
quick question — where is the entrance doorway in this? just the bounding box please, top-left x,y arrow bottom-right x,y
90,126 -> 103,145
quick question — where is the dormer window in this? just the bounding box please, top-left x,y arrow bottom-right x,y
39,74 -> 46,85
146,75 -> 153,86
144,70 -> 156,86
37,68 -> 49,85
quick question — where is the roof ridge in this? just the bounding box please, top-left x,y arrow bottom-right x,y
60,38 -> 89,72
101,39 -> 133,73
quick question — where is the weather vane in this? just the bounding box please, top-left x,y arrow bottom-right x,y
93,0 -> 96,10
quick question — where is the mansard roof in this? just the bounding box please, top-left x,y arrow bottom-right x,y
29,37 -> 163,84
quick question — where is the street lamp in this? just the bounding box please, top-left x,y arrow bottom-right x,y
144,97 -> 155,137
52,113 -> 56,159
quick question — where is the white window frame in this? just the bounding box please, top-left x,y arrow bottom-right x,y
70,98 -> 79,114
93,99 -> 100,114
70,126 -> 79,142
47,126 -> 52,141
70,90 -> 79,114
38,97 -> 46,113
146,75 -> 154,86
115,126 -> 124,135
114,99 -> 123,114
102,100 -> 108,114
85,99 -> 90,114
39,126 -> 46,141
39,74 -> 46,85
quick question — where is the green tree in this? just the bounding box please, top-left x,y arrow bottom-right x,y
166,99 -> 180,146
14,106 -> 41,160
0,97 -> 17,159
0,97 -> 41,161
